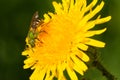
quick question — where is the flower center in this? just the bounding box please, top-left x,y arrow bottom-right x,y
35,16 -> 75,64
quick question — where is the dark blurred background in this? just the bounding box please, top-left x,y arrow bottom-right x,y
0,0 -> 119,80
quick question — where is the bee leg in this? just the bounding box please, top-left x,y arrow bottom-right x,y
35,37 -> 43,44
40,30 -> 48,34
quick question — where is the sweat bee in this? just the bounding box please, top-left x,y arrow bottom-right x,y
26,11 -> 43,48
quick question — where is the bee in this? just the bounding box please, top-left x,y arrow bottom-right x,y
26,11 -> 43,48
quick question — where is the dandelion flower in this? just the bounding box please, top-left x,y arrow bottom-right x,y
22,0 -> 111,80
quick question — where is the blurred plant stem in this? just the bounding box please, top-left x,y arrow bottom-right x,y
86,46 -> 117,80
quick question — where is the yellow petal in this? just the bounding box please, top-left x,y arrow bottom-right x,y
23,58 -> 35,69
57,63 -> 66,80
88,1 -> 104,20
77,43 -> 88,51
69,0 -> 74,11
76,50 -> 90,62
84,0 -> 98,13
73,64 -> 84,75
75,0 -> 86,11
85,38 -> 105,47
53,1 -> 63,14
45,68 -> 53,80
43,13 -> 51,23
85,28 -> 107,37
78,1 -> 104,28
66,65 -> 78,80
71,55 -> 88,71
30,67 -> 46,80
81,20 -> 95,31
62,0 -> 70,13
96,16 -> 112,24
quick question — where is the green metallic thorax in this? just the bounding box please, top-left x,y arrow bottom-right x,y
27,30 -> 37,47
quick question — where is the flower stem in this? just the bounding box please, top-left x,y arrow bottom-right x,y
93,60 -> 116,80
86,46 -> 117,80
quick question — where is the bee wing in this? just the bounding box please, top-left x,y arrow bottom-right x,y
30,11 -> 40,29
